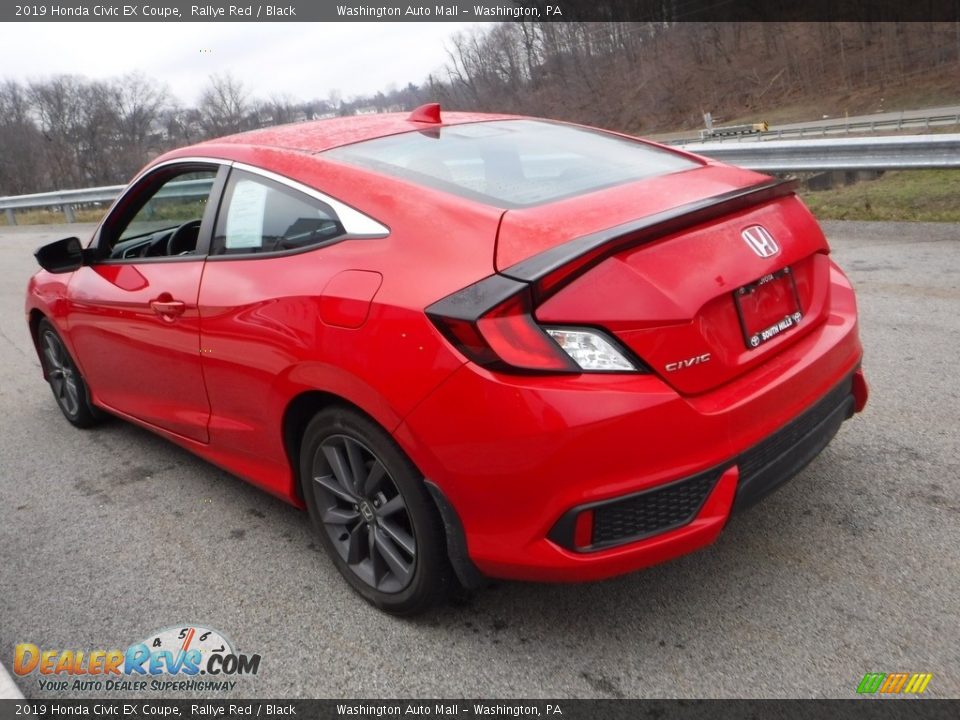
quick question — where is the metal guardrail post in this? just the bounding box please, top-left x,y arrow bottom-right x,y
64,205 -> 76,223
4,209 -> 15,226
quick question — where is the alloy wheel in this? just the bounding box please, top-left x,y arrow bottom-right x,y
312,434 -> 417,593
41,330 -> 81,418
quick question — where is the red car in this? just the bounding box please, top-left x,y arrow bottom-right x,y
26,105 -> 868,614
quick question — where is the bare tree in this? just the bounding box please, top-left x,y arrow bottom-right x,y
28,75 -> 89,188
198,73 -> 250,136
112,73 -> 171,176
0,80 -> 46,194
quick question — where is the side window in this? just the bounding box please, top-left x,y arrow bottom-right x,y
212,170 -> 346,255
103,168 -> 219,260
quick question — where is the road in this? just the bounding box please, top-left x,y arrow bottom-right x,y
658,104 -> 960,145
769,104 -> 960,131
1,222 -> 958,699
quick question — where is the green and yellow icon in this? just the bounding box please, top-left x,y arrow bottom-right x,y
857,672 -> 932,695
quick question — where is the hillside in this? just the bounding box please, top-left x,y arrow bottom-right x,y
1,22 -> 959,200
428,23 -> 960,136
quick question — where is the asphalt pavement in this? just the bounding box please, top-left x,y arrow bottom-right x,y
0,221 -> 957,698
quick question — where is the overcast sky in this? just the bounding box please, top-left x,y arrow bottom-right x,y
3,22 -> 477,105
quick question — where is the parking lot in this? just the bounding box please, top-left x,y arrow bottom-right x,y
1,220 -> 958,698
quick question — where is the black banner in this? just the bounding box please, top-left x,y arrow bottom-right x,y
2,700 -> 960,720
2,0 -> 960,23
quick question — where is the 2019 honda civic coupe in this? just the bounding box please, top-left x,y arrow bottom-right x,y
26,104 -> 868,614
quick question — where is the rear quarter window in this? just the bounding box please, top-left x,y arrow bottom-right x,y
212,169 -> 346,255
324,119 -> 700,208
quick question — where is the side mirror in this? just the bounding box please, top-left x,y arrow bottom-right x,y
34,237 -> 85,274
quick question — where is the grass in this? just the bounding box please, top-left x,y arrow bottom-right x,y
1,208 -> 105,227
1,200 -> 206,228
799,169 -> 960,222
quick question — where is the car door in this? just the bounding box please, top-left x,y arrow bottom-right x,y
196,165 -> 388,472
66,161 -> 229,442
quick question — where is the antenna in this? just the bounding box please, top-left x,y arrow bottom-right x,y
408,103 -> 442,124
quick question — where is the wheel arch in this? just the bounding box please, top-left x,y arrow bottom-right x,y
28,308 -> 46,353
282,390 -> 391,504
280,388 -> 481,587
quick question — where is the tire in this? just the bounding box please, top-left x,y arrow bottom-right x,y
37,319 -> 103,428
300,406 -> 452,615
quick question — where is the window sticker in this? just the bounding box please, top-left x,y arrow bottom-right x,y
225,180 -> 268,249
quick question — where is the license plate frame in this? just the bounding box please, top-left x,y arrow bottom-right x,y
733,267 -> 803,350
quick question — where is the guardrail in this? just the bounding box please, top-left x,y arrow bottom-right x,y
0,178 -> 213,225
673,112 -> 960,145
2,137 -> 960,224
679,134 -> 960,172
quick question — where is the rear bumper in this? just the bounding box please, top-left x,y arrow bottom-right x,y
396,271 -> 867,582
731,374 -> 856,512
548,372 -> 859,554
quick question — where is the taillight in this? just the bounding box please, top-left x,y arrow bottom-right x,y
475,291 -> 575,371
429,287 -> 577,372
427,279 -> 644,374
544,327 -> 637,372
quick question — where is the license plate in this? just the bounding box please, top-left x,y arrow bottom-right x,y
733,267 -> 803,350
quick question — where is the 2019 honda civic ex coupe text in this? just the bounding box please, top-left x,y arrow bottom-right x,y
26,104 -> 868,614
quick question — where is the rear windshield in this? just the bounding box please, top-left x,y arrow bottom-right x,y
323,119 -> 700,208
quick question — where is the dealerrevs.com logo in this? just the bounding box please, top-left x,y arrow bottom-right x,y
13,625 -> 260,693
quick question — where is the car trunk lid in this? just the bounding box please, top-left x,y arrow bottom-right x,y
496,167 -> 831,395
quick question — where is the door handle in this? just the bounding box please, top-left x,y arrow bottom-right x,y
149,298 -> 186,319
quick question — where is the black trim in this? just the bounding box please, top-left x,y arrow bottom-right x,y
204,236 -> 369,262
548,465 -> 725,552
548,374 -> 856,551
425,274 -> 528,323
501,178 -> 796,286
424,480 -> 486,590
193,164 -> 231,257
732,376 -> 855,512
93,254 -> 206,266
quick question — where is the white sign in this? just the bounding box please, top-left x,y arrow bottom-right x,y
225,180 -> 268,249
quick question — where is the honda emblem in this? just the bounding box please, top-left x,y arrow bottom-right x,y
741,225 -> 780,258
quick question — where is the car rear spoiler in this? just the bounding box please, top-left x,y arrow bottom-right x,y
501,177 -> 798,284
428,177 -> 798,322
